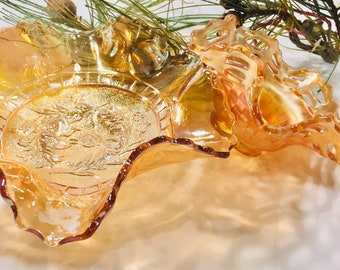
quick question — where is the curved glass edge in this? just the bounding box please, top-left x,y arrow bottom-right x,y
0,135 -> 231,246
190,14 -> 340,163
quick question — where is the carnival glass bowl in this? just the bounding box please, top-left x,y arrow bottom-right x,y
0,70 -> 232,246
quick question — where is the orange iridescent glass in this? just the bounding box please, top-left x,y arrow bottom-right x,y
0,17 -> 230,246
0,15 -> 339,246
190,14 -> 340,163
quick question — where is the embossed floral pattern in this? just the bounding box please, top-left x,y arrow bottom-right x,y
0,14 -> 339,246
2,86 -> 158,189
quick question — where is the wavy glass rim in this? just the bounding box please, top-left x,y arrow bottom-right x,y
0,70 -> 232,245
0,135 -> 230,245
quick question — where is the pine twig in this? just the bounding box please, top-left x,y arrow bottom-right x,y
219,0 -> 340,63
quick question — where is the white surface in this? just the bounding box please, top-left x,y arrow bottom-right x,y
0,1 -> 340,270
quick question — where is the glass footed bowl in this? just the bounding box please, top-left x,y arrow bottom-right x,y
0,70 -> 231,247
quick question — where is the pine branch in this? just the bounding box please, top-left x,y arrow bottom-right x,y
1,0 -> 339,63
219,0 -> 340,63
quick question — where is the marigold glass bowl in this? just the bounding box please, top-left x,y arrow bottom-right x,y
0,70 -> 232,246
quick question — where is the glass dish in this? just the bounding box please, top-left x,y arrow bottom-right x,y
0,4 -> 339,270
0,70 -> 233,246
0,11 -> 339,256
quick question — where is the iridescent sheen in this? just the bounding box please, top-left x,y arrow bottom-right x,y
190,14 -> 340,162
0,15 -> 339,246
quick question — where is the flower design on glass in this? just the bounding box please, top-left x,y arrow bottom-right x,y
0,79 -> 165,246
2,85 -> 159,187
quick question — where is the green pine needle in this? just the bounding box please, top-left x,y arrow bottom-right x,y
0,0 -> 339,63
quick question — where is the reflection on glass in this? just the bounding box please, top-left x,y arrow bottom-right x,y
0,15 -> 339,246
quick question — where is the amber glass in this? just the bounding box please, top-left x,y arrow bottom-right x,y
0,68 -> 234,246
0,15 -> 339,246
0,17 -> 234,246
0,21 -> 72,98
190,14 -> 340,163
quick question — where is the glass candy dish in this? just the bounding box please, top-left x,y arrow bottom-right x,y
0,69 -> 234,247
0,15 -> 339,247
0,17 -> 233,246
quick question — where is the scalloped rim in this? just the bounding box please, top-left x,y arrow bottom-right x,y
0,135 -> 231,246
